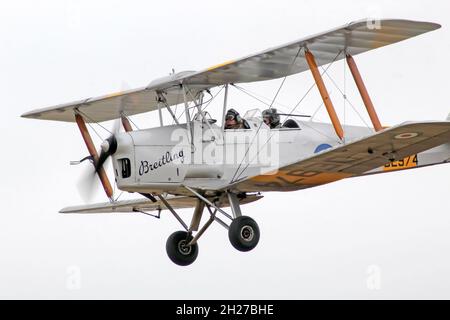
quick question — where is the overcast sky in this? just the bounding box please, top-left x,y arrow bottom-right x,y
1,0 -> 450,299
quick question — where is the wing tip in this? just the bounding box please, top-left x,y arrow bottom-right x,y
21,110 -> 39,119
431,21 -> 442,30
348,18 -> 441,31
59,207 -> 71,214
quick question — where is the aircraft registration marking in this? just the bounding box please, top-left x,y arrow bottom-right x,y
383,155 -> 418,171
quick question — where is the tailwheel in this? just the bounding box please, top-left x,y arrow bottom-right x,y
228,216 -> 260,252
166,231 -> 199,266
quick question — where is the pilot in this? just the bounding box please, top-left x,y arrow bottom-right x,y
262,108 -> 281,129
224,108 -> 245,129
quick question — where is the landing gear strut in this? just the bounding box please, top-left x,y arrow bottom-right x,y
162,187 -> 261,266
226,191 -> 260,251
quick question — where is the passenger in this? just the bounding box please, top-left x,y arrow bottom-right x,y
262,108 -> 281,129
224,108 -> 245,129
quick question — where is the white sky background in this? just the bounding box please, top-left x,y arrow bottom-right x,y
1,0 -> 450,299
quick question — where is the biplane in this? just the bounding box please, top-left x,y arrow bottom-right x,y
22,19 -> 450,266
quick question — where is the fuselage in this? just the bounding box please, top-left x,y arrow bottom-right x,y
111,116 -> 450,196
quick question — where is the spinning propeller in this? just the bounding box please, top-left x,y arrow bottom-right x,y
76,118 -> 121,203
75,81 -> 156,203
95,121 -> 119,173
76,82 -> 132,203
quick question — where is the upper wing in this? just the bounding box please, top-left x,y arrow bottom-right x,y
183,19 -> 440,86
21,74 -> 204,123
233,121 -> 450,192
59,194 -> 263,214
22,19 -> 439,123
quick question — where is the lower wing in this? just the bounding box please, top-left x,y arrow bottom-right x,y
60,194 -> 262,214
233,121 -> 450,192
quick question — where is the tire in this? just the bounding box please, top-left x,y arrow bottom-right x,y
228,216 -> 260,252
166,231 -> 199,266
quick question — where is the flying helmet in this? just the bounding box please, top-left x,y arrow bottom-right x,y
262,108 -> 280,127
226,108 -> 242,122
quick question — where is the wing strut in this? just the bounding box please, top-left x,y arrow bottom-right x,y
305,50 -> 344,140
346,54 -> 382,132
121,115 -> 133,132
75,113 -> 114,200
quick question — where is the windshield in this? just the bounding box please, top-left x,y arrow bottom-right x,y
243,108 -> 262,120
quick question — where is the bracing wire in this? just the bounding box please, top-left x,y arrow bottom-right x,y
231,84 -> 293,113
126,116 -> 140,130
232,50 -> 344,182
174,85 -> 224,122
343,51 -> 346,141
86,121 -> 106,144
120,110 -> 140,130
309,92 -> 331,121
230,47 -> 303,183
321,65 -> 370,129
283,50 -> 343,124
77,110 -> 113,136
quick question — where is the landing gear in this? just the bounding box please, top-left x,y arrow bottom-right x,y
166,231 -> 199,266
160,189 -> 262,266
228,216 -> 260,252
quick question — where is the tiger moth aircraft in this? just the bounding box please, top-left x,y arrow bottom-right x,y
22,19 -> 450,266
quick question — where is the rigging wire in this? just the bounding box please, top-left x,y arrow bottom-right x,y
309,91 -> 331,121
283,50 -> 343,124
269,47 -> 302,108
270,76 -> 289,108
230,47 -> 303,183
115,191 -> 124,202
297,119 -> 342,142
77,110 -> 113,136
232,50 -> 344,182
343,52 -> 347,141
320,65 -> 371,129
85,121 -> 107,144
201,86 -> 224,113
125,115 -> 140,130
120,110 -> 140,130
231,84 -> 293,113
229,122 -> 264,183
174,86 -> 224,122
172,88 -> 181,125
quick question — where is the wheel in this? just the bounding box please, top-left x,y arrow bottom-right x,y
228,216 -> 260,252
166,231 -> 199,266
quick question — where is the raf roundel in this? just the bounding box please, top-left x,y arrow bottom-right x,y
314,143 -> 333,153
394,132 -> 420,140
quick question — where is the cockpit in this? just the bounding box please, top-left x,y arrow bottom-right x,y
243,109 -> 301,129
192,108 -> 302,130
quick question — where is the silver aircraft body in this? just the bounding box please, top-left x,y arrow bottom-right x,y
22,19 -> 450,265
106,117 -> 450,195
